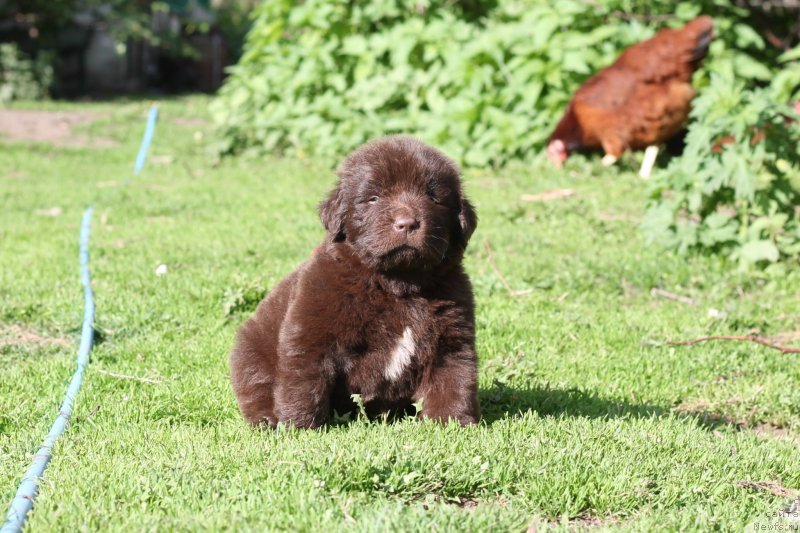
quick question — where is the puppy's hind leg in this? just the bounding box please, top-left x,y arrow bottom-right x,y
230,324 -> 278,426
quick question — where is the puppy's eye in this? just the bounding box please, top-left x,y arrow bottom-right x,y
368,196 -> 379,204
428,195 -> 441,204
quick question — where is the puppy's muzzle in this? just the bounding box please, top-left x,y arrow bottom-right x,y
389,196 -> 423,236
392,213 -> 420,235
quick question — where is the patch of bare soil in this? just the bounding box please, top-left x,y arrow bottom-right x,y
674,399 -> 800,443
417,495 -> 510,512
737,480 -> 797,498
0,109 -> 118,148
752,423 -> 800,444
674,399 -> 725,414
5,170 -> 29,179
456,498 -> 479,510
171,117 -> 209,127
34,206 -> 63,217
775,329 -> 800,343
527,515 -> 624,531
520,188 -> 576,202
0,324 -> 71,349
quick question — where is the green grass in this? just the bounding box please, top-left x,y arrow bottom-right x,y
1,97 -> 798,532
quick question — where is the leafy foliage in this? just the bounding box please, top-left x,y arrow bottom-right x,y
770,43 -> 800,103
0,43 -> 53,103
643,72 -> 800,268
1,1 -> 256,75
2,1 -> 156,50
212,0 -> 777,167
213,0 -> 263,62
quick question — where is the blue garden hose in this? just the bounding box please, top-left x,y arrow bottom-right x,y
131,106 -> 159,179
1,208 -> 94,533
2,105 -> 158,533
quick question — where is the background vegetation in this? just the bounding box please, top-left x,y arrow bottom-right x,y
0,43 -> 52,102
643,74 -> 800,269
212,0 -> 799,166
212,0 -> 800,266
0,0 -> 257,98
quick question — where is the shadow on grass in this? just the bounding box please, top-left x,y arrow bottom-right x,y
479,380 -> 737,433
479,380 -> 664,423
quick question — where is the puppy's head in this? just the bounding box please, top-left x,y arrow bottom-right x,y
320,137 -> 477,273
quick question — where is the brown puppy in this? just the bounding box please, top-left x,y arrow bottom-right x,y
229,136 -> 479,428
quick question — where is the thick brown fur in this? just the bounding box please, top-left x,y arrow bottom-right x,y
548,16 -> 714,161
229,137 -> 480,428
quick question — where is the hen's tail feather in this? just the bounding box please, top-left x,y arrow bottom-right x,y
690,29 -> 714,61
682,16 -> 714,62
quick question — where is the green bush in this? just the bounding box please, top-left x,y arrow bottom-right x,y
211,0 -> 776,167
0,43 -> 53,103
642,66 -> 800,269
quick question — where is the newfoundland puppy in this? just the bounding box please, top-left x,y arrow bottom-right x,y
229,137 -> 479,428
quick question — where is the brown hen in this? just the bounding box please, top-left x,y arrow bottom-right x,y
547,16 -> 714,178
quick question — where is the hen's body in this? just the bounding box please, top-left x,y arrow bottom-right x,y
547,16 -> 714,177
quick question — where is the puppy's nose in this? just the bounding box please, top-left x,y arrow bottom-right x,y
393,215 -> 420,234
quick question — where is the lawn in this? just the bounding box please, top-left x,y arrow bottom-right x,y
1,97 -> 799,532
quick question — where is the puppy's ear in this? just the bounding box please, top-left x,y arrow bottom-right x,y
457,195 -> 478,244
319,184 -> 346,241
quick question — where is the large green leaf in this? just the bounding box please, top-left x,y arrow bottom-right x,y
739,240 -> 780,263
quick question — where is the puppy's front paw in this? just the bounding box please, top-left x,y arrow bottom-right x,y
274,392 -> 329,429
422,412 -> 479,426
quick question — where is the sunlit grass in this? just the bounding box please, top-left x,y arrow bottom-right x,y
1,97 -> 798,531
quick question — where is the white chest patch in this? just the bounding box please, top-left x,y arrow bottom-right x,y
384,327 -> 415,382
